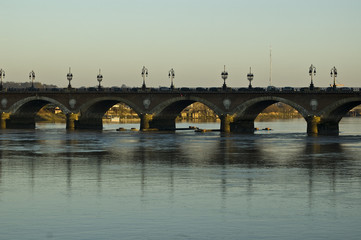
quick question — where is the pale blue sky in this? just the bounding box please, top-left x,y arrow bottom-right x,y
1,0 -> 360,88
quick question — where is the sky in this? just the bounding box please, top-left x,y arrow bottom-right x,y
1,0 -> 361,88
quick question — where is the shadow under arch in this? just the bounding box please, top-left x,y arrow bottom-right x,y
229,96 -> 310,133
148,96 -> 223,130
75,96 -> 143,130
6,96 -> 72,129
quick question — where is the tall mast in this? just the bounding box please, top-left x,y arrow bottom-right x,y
269,46 -> 272,86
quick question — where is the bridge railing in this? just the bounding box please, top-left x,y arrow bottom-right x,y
1,86 -> 360,93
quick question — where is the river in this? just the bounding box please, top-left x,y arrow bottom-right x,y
1,118 -> 361,239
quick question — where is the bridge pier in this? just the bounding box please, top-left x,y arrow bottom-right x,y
230,119 -> 255,133
317,120 -> 339,136
5,115 -> 36,129
306,115 -> 321,136
220,114 -> 233,133
149,118 -> 175,130
73,113 -> 103,130
66,113 -> 79,130
140,113 -> 177,131
220,114 -> 255,133
1,112 -> 10,129
140,113 -> 153,130
74,119 -> 103,130
306,116 -> 339,136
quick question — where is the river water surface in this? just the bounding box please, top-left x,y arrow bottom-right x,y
1,118 -> 361,239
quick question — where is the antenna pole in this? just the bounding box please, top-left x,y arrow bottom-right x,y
269,46 -> 272,86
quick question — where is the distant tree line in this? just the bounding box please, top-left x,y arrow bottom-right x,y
256,103 -> 302,121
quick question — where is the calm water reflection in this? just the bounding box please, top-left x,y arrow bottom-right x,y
1,119 -> 361,239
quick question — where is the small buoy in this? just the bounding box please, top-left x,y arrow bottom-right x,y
254,127 -> 259,131
262,127 -> 272,131
116,127 -> 126,131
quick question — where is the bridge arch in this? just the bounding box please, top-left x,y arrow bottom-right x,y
305,96 -> 361,135
150,96 -> 223,117
319,96 -> 361,122
227,96 -> 311,133
147,96 -> 223,130
78,96 -> 143,116
5,96 -> 72,129
232,96 -> 310,120
8,96 -> 71,115
75,96 -> 143,129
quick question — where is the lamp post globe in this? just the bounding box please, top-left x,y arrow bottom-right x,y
0,69 -> 5,91
330,66 -> 337,90
247,67 -> 254,89
97,69 -> 103,90
169,68 -> 175,89
67,67 -> 73,89
309,64 -> 316,90
221,65 -> 228,91
29,70 -> 35,89
141,66 -> 148,90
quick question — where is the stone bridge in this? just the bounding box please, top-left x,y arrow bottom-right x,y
1,88 -> 361,135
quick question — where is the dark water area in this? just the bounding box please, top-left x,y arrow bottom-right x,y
1,119 -> 361,239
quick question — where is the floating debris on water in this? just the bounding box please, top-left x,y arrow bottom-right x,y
141,128 -> 159,132
194,128 -> 218,133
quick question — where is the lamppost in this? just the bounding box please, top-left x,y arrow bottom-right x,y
0,69 -> 5,91
29,70 -> 35,89
309,64 -> 316,90
67,67 -> 73,89
97,69 -> 103,90
169,68 -> 175,89
141,66 -> 148,90
330,66 -> 337,90
221,65 -> 228,91
247,67 -> 254,89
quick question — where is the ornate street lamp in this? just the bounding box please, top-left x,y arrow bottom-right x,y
247,67 -> 254,89
330,66 -> 337,90
97,69 -> 103,90
309,64 -> 316,90
221,65 -> 228,90
168,68 -> 175,89
0,69 -> 5,91
29,70 -> 35,89
67,67 -> 73,89
141,66 -> 148,90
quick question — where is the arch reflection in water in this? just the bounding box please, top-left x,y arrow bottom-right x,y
1,124 -> 361,239
0,129 -> 358,197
